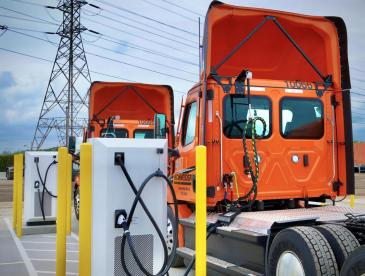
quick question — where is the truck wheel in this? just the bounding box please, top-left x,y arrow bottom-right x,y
73,186 -> 80,220
340,246 -> 365,276
317,224 -> 360,270
268,226 -> 339,276
167,206 -> 184,267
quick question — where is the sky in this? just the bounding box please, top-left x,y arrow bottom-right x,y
0,0 -> 364,152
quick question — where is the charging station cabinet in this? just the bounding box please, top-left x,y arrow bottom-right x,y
89,138 -> 167,276
24,151 -> 58,225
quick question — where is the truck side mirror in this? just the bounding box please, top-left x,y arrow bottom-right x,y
68,136 -> 76,153
154,113 -> 167,139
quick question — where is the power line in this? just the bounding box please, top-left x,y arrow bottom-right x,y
353,86 -> 365,92
158,0 -> 204,17
84,17 -> 197,56
91,70 -> 186,94
352,117 -> 365,123
1,29 -> 196,83
88,43 -> 196,76
352,91 -> 365,97
92,0 -> 198,37
353,111 -> 365,116
0,25 -> 8,37
352,98 -> 365,104
86,6 -> 196,44
87,33 -> 198,66
0,46 -> 53,62
4,0 -> 45,7
0,5 -> 199,63
0,6 -> 56,25
6,28 -> 58,46
3,20 -> 196,70
0,46 -> 187,95
7,26 -> 50,33
86,50 -> 195,83
0,13 -> 58,25
1,8 -> 198,65
84,11 -> 196,49
32,0 -> 93,149
351,67 -> 365,73
352,77 -> 365,83
138,0 -> 200,24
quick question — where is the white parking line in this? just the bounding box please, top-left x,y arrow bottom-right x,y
37,270 -> 78,275
31,258 -> 79,263
0,261 -> 24,266
25,249 -> 79,253
22,241 -> 78,245
4,218 -> 37,276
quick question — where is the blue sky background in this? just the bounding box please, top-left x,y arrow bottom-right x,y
0,0 -> 364,152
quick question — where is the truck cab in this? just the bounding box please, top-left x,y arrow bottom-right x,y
171,1 -> 353,214
73,82 -> 175,219
169,5 -> 360,273
85,81 -> 175,148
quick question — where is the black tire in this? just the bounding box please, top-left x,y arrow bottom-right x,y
268,226 -> 339,276
317,224 -> 360,270
340,246 -> 365,276
167,206 -> 184,267
6,168 -> 13,180
73,185 -> 80,220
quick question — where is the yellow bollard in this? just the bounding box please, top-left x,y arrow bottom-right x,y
79,143 -> 92,276
350,194 -> 355,208
66,153 -> 72,235
56,147 -> 67,276
196,146 -> 207,276
15,154 -> 23,238
12,154 -> 18,230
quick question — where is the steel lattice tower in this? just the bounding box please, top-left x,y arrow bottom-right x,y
31,0 -> 91,149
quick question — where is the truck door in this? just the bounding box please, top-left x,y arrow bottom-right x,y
221,92 -> 273,201
278,91 -> 334,198
222,87 -> 334,202
173,99 -> 198,202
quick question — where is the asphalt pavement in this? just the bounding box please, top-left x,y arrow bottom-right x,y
1,173 -> 365,276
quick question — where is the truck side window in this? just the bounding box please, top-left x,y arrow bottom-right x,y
223,95 -> 271,139
280,98 -> 324,139
182,102 -> 197,146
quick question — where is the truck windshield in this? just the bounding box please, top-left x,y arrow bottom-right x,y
223,95 -> 271,139
100,128 -> 128,138
134,129 -> 154,139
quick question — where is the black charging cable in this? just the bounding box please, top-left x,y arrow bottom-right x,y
117,156 -> 179,276
183,223 -> 219,276
35,158 -> 58,221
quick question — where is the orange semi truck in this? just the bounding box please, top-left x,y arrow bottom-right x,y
73,82 -> 175,219
167,2 -> 365,276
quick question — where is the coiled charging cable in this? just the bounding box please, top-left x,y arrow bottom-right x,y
35,159 -> 58,220
117,156 -> 179,276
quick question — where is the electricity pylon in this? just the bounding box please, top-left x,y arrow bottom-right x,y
31,0 -> 92,149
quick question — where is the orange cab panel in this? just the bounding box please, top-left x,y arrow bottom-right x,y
172,2 -> 353,208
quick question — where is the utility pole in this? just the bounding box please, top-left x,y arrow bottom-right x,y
31,0 -> 92,149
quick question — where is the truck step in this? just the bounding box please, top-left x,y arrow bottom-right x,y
177,247 -> 262,276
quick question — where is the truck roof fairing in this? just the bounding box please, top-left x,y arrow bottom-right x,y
202,1 -> 350,89
89,81 -> 175,128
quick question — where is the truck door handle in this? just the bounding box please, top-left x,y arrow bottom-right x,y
303,154 -> 309,167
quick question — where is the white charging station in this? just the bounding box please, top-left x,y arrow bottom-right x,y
24,151 -> 58,225
90,138 -> 167,276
